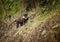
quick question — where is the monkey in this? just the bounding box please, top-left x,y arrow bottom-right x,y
20,14 -> 28,26
15,14 -> 28,28
15,20 -> 20,28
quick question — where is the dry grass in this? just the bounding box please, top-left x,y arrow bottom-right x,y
0,6 -> 60,42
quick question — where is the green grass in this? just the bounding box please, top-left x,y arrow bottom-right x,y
52,24 -> 60,31
25,2 -> 60,28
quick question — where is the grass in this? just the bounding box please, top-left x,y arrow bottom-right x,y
52,24 -> 60,31
15,4 -> 59,38
0,1 -> 60,42
26,3 -> 60,28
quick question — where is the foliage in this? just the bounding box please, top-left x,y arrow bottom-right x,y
0,0 -> 60,20
0,0 -> 20,20
52,24 -> 60,31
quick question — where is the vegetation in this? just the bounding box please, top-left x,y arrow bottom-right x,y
0,0 -> 60,20
0,0 -> 60,42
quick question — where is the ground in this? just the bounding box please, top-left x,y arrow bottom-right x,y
0,8 -> 60,42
